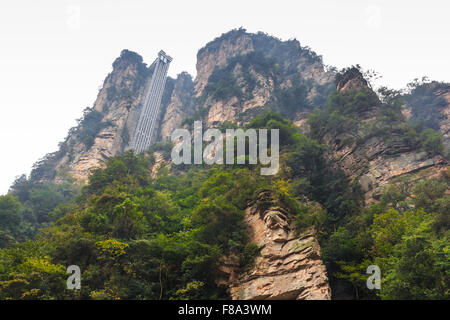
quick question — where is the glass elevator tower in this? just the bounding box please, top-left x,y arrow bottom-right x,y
131,50 -> 172,153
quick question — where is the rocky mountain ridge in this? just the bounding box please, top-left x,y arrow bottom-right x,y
30,29 -> 337,185
319,68 -> 448,201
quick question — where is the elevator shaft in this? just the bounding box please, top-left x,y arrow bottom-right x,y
131,50 -> 172,153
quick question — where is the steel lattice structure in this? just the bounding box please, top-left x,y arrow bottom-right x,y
131,50 -> 172,153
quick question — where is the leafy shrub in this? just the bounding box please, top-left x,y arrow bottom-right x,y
77,108 -> 112,149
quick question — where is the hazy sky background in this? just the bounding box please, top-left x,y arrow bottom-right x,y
0,0 -> 449,194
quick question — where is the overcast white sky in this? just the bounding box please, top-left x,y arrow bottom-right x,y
0,0 -> 449,194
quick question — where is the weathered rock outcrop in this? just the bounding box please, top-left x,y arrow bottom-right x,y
32,30 -> 336,184
34,50 -> 180,184
159,72 -> 195,141
218,191 -> 331,300
323,69 -> 448,201
336,67 -> 370,93
193,29 -> 335,128
195,30 -> 255,96
51,50 -> 150,182
438,88 -> 450,151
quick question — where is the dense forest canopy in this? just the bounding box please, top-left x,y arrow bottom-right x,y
1,109 -> 448,299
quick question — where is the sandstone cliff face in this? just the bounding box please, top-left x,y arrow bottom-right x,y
204,64 -> 276,126
193,29 -> 335,129
195,29 -> 333,95
336,67 -> 370,93
36,30 -> 335,184
159,72 -> 195,141
195,30 -> 255,96
322,69 -> 448,201
39,51 -> 180,183
218,191 -> 331,300
439,89 -> 450,151
437,88 -> 450,152
51,50 -> 149,182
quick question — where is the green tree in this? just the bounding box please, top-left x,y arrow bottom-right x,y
0,195 -> 23,247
